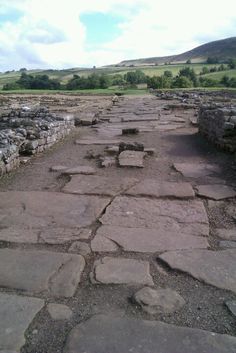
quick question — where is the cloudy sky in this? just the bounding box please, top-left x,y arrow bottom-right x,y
0,0 -> 235,70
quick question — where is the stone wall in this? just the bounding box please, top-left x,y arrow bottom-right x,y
198,104 -> 236,152
0,107 -> 74,176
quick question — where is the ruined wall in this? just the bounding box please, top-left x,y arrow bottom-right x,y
198,105 -> 236,152
0,107 -> 74,175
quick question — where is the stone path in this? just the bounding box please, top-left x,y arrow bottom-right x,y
0,94 -> 236,353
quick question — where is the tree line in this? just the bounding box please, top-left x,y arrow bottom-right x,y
2,59 -> 236,91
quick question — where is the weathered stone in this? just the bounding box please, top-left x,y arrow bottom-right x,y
0,249 -> 85,297
76,139 -> 121,145
173,163 -> 221,178
64,314 -> 236,353
47,303 -> 73,320
92,225 -> 209,253
219,240 -> 236,248
68,241 -> 91,255
92,257 -> 154,285
159,249 -> 236,294
63,166 -> 96,175
105,145 -> 119,155
0,293 -> 44,352
225,300 -> 236,317
50,165 -> 68,172
122,128 -> 139,135
225,205 -> 236,220
144,147 -> 156,155
0,192 -> 109,244
100,156 -> 117,168
119,142 -> 144,152
215,228 -> 236,241
196,184 -> 236,200
126,180 -> 195,199
63,175 -> 138,197
91,234 -> 119,252
133,287 -> 185,314
100,197 -> 209,236
119,151 -> 146,168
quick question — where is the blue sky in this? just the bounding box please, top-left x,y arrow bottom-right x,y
0,0 -> 235,70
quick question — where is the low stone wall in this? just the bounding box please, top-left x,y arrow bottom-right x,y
0,107 -> 74,176
198,104 -> 236,152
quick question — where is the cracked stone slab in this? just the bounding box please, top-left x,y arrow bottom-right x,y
100,197 -> 209,236
64,314 -> 236,353
119,150 -> 146,168
0,293 -> 44,352
159,249 -> 236,294
63,175 -> 138,197
133,287 -> 185,314
225,300 -> 236,317
196,184 -> 236,200
92,225 -> 209,253
0,249 -> 85,297
125,180 -> 195,199
0,192 -> 109,244
62,166 -> 96,175
173,163 -> 221,178
91,257 -> 154,285
75,139 -> 121,145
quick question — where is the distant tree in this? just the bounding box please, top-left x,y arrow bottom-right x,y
172,76 -> 193,88
206,56 -> 219,64
124,70 -> 147,84
221,75 -> 230,86
19,68 -> 27,72
199,77 -> 218,87
228,58 -> 236,69
200,66 -> 210,75
147,75 -> 172,89
2,82 -> 20,90
99,74 -> 111,89
16,72 -> 61,90
111,74 -> 126,86
163,70 -> 173,78
209,66 -> 217,73
186,59 -> 192,64
218,64 -> 226,71
178,67 -> 198,86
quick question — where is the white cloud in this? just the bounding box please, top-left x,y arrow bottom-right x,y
0,0 -> 235,70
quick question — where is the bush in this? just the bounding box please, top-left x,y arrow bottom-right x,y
16,72 -> 61,90
124,70 -> 147,84
172,76 -> 193,88
2,82 -> 20,90
147,75 -> 171,89
178,67 -> 198,86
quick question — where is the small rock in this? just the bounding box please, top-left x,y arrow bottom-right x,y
196,184 -> 236,200
133,287 -> 185,314
225,300 -> 236,317
105,146 -> 119,155
219,240 -> 236,248
63,166 -> 96,175
68,241 -> 91,256
20,157 -> 31,164
215,228 -> 236,241
47,303 -> 73,320
50,165 -> 68,172
122,128 -> 139,135
225,205 -> 236,220
144,148 -> 156,156
100,156 -> 117,168
119,142 -> 144,152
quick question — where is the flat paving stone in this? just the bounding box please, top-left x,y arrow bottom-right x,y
47,303 -> 73,320
92,257 -> 154,285
159,249 -> 236,294
92,225 -> 209,253
50,165 -> 68,172
68,241 -> 91,255
64,314 -> 236,353
0,192 -> 109,244
0,249 -> 85,297
173,163 -> 221,178
133,287 -> 185,314
215,228 -> 236,241
100,196 -> 209,236
126,180 -> 195,199
119,150 -> 146,168
0,293 -> 44,352
63,175 -> 138,197
219,240 -> 236,248
75,139 -> 121,145
196,184 -> 236,200
62,166 -> 96,175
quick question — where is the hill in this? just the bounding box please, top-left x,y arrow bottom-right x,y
115,37 -> 236,67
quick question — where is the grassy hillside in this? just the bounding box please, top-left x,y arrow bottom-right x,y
116,37 -> 236,67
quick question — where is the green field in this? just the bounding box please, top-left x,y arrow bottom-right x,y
204,69 -> 236,80
0,63 -> 224,89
